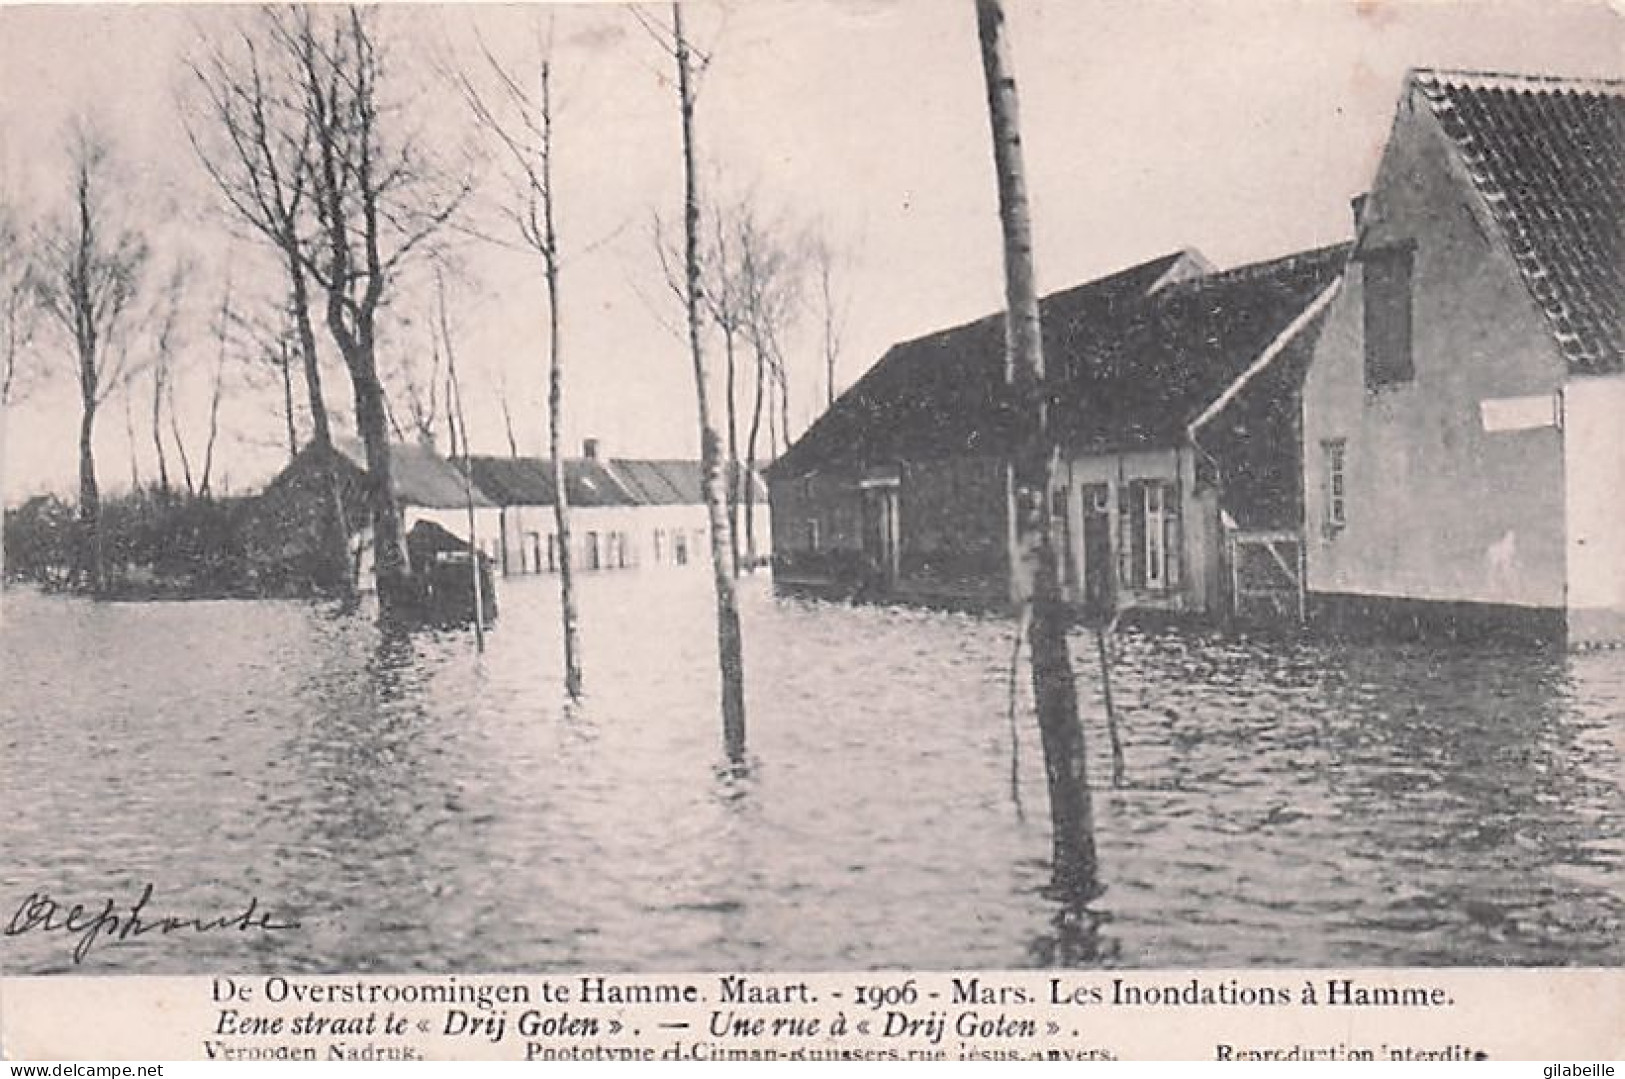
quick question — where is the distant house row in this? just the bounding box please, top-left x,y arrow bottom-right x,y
256,436 -> 770,585
768,69 -> 1624,648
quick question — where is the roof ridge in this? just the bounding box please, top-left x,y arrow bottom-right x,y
1411,67 -> 1625,95
1160,241 -> 1352,294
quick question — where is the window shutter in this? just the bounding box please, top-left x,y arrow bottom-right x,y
1117,482 -> 1134,588
1363,246 -> 1414,387
1164,484 -> 1182,591
1128,480 -> 1146,588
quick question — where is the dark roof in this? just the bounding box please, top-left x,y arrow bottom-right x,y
770,244 -> 1350,476
609,459 -> 768,505
332,439 -> 494,509
462,456 -> 639,508
770,251 -> 1202,476
1058,243 -> 1351,451
1412,69 -> 1624,375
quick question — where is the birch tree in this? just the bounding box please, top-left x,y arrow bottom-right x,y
974,0 -> 1097,899
0,197 -> 40,408
457,20 -> 583,696
187,12 -> 349,590
646,2 -> 748,758
275,5 -> 471,611
33,122 -> 150,593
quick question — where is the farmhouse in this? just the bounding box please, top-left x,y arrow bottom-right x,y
768,243 -> 1349,620
1301,69 -> 1624,646
463,440 -> 772,576
252,438 -> 499,590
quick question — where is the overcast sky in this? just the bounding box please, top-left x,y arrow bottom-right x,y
2,0 -> 1619,502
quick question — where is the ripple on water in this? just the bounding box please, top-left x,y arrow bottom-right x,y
2,577 -> 1622,973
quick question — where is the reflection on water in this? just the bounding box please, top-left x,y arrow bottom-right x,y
1,574 -> 1621,973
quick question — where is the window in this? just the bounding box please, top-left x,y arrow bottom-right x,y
1118,480 -> 1181,592
653,528 -> 666,564
1323,439 -> 1347,530
586,531 -> 601,570
1362,245 -> 1414,387
1143,483 -> 1166,589
674,529 -> 689,566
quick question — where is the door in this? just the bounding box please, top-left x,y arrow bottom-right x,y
860,485 -> 901,590
1081,483 -> 1113,615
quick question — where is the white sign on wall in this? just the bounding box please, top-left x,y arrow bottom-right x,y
1479,393 -> 1562,433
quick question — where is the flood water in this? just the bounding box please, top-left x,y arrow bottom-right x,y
2,571 -> 1622,974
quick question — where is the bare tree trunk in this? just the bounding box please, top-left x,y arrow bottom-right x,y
439,271 -> 485,650
150,367 -> 169,495
744,336 -> 766,569
675,3 -> 746,760
527,56 -> 583,699
499,389 -> 519,457
279,339 -> 298,462
77,399 -> 103,592
712,212 -> 743,577
777,354 -> 790,460
975,0 -> 1097,901
821,252 -> 838,408
724,324 -> 741,576
168,377 -> 196,498
123,387 -> 140,491
199,282 -> 231,499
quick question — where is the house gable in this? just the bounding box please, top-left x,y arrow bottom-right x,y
1411,70 -> 1623,377
1302,70 -> 1581,613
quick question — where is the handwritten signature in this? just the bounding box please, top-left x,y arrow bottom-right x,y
4,883 -> 301,964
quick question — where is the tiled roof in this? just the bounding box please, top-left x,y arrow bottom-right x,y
769,244 -> 1350,476
462,456 -> 639,508
769,251 -> 1203,477
1412,69 -> 1624,375
333,439 -> 494,509
1057,243 -> 1351,451
608,459 -> 768,505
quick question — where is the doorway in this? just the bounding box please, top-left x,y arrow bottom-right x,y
1081,482 -> 1113,615
860,483 -> 901,590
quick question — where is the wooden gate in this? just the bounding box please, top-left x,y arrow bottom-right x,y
1228,529 -> 1306,623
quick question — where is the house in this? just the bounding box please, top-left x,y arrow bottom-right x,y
253,438 -> 499,589
768,243 -> 1351,618
462,448 -> 644,575
462,439 -> 772,576
1301,70 -> 1624,647
605,454 -> 772,570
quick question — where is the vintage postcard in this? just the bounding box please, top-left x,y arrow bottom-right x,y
1,0 -> 1621,1063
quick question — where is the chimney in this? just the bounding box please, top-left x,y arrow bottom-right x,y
582,437 -> 601,461
1350,193 -> 1369,231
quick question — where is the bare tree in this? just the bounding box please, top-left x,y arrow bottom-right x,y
698,201 -> 747,574
457,18 -> 583,696
276,5 -> 471,612
734,208 -> 804,567
187,10 -> 348,588
810,233 -> 849,409
398,326 -> 444,448
641,2 -> 747,759
437,266 -> 486,650
197,276 -> 234,499
974,0 -> 1097,900
33,121 -> 150,592
496,373 -> 521,458
0,196 -> 41,408
144,261 -> 188,495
